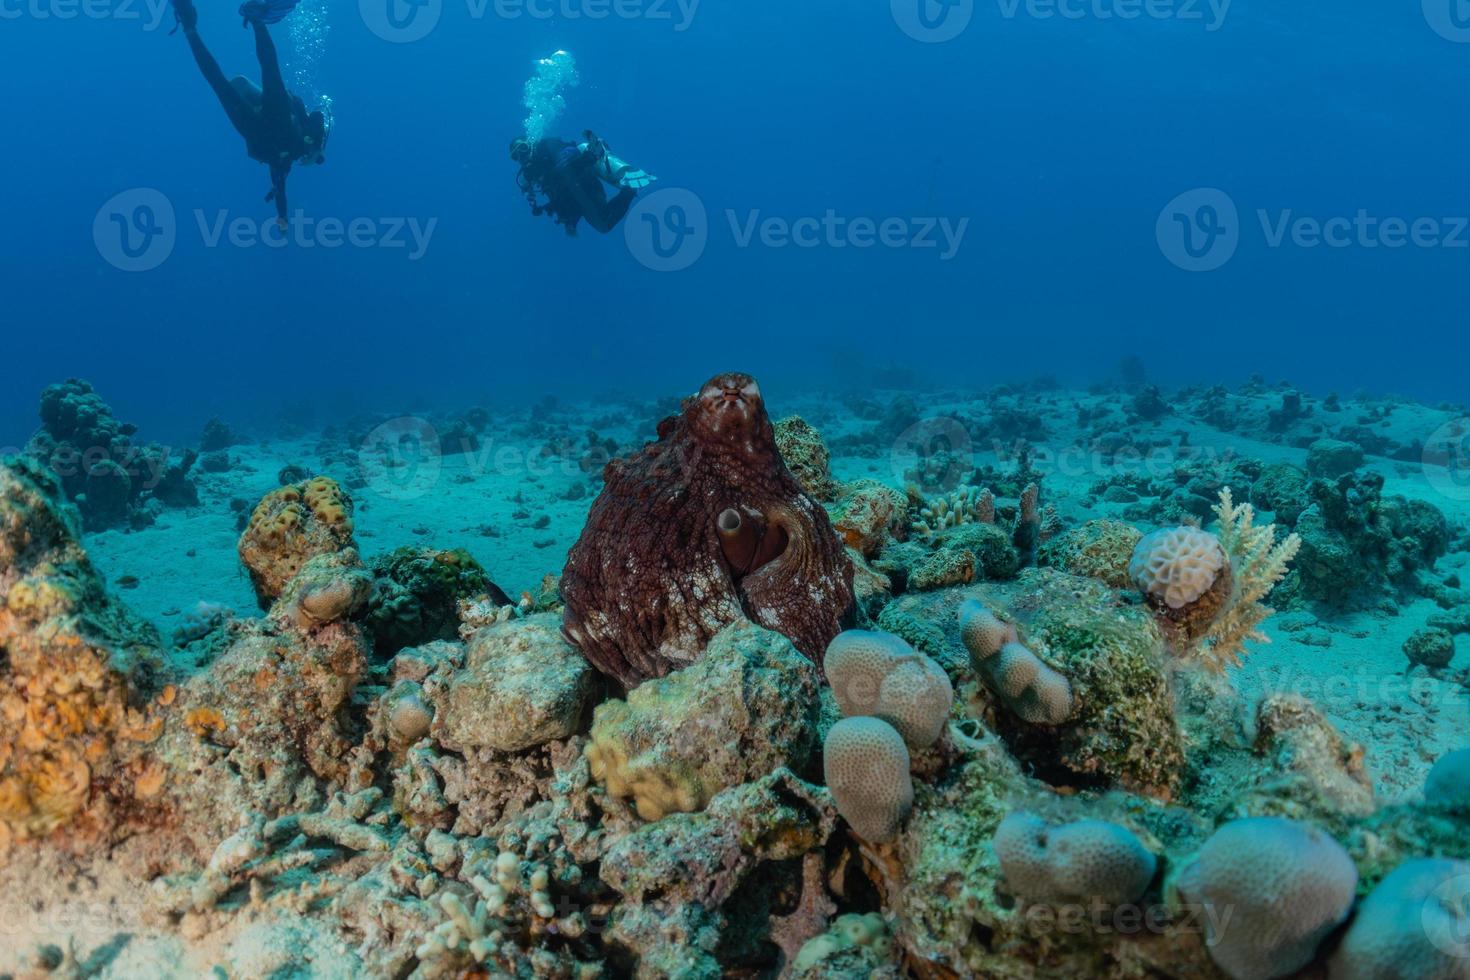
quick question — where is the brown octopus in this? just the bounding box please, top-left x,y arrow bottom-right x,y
561,373 -> 855,689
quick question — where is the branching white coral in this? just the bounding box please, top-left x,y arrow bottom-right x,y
1193,487 -> 1302,671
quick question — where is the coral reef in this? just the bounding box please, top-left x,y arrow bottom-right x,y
0,457 -> 165,846
432,614 -> 596,754
562,373 -> 855,688
24,379 -> 199,530
238,476 -> 357,606
960,600 -> 1075,727
4,376 -> 1470,980
1038,518 -> 1142,588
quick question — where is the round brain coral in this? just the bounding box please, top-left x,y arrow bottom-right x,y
824,630 -> 953,750
1129,526 -> 1233,640
994,812 -> 1157,906
823,717 -> 913,843
1327,858 -> 1470,980
1175,817 -> 1358,980
1424,748 -> 1470,813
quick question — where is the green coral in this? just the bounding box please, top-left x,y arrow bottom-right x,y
366,547 -> 494,658
1002,569 -> 1184,797
1038,519 -> 1142,589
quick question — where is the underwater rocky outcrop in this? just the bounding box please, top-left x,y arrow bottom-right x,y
2,377 -> 1469,980
561,373 -> 855,689
0,456 -> 168,849
24,379 -> 199,531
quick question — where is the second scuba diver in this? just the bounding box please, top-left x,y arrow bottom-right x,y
511,132 -> 656,236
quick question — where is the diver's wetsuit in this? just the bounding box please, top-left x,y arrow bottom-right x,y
176,0 -> 316,224
519,138 -> 636,235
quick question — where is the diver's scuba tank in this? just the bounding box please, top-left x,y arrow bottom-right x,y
579,132 -> 657,191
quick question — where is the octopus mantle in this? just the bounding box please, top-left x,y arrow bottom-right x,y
561,373 -> 855,689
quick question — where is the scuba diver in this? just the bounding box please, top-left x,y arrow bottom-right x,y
170,0 -> 328,228
511,132 -> 656,236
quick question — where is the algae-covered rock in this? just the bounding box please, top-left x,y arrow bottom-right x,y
433,613 -> 597,754
999,569 -> 1184,797
774,416 -> 838,502
831,479 -> 907,558
366,547 -> 508,659
1039,519 -> 1143,589
602,769 -> 838,979
792,913 -> 901,980
586,621 -> 820,822
882,570 -> 1185,798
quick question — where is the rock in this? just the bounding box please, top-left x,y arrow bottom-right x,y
1307,439 -> 1365,479
434,614 -> 597,754
587,621 -> 820,822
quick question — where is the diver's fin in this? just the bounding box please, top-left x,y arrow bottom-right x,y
618,168 -> 657,190
238,0 -> 301,26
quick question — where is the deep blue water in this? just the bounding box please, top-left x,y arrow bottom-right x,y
4,0 -> 1468,445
